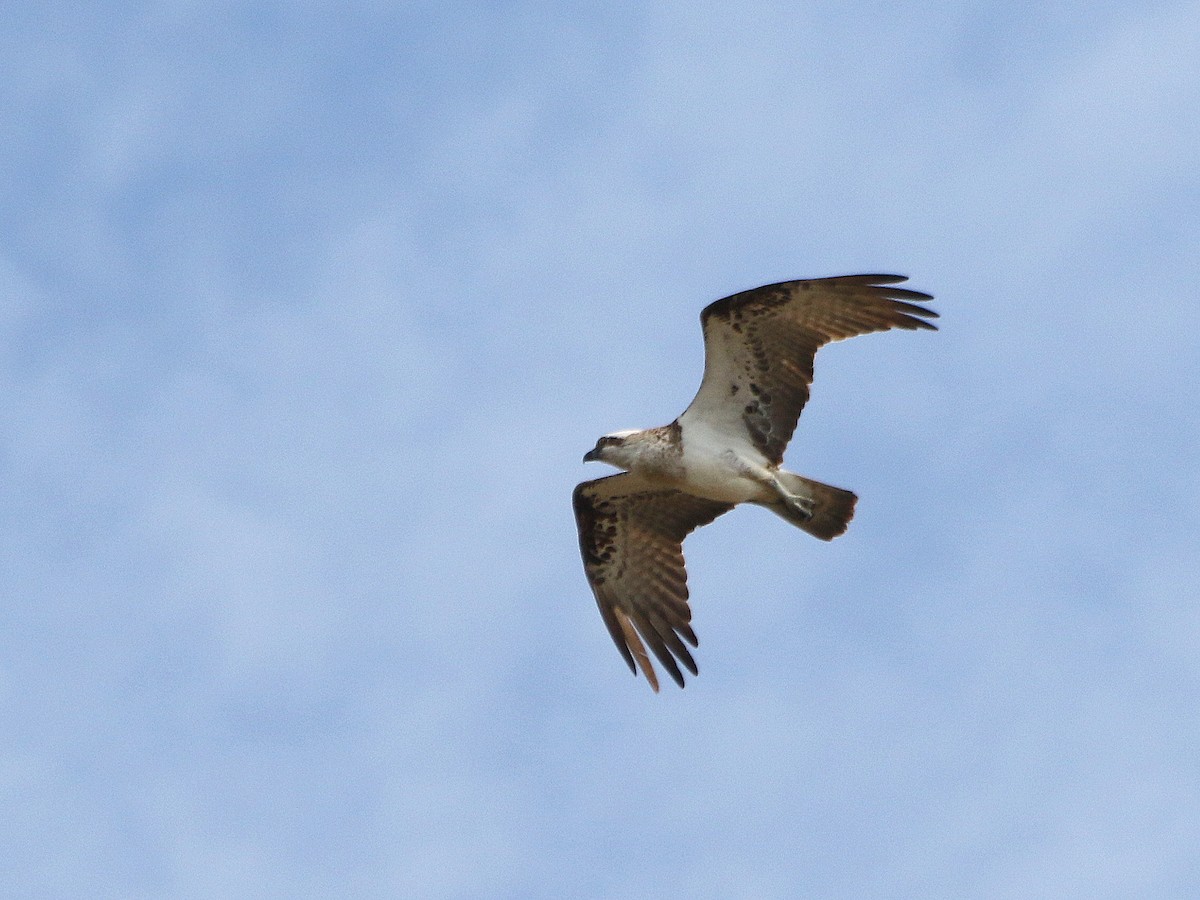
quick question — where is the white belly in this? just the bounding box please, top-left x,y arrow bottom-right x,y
677,421 -> 774,504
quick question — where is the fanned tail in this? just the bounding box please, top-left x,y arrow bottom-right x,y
763,473 -> 857,541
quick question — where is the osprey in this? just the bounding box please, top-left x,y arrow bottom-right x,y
574,274 -> 937,691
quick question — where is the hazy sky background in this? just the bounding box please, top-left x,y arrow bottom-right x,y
3,2 -> 1199,897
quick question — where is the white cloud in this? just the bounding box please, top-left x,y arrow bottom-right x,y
3,1 -> 1199,896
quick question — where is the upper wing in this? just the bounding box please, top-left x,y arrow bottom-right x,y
573,473 -> 733,691
679,274 -> 937,465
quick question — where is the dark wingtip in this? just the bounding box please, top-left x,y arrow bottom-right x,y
835,273 -> 936,304
825,272 -> 906,282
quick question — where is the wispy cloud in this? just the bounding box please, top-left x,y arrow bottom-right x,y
2,2 -> 1198,896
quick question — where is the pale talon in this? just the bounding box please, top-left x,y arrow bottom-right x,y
786,496 -> 814,520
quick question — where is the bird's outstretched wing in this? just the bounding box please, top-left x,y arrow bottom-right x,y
573,473 -> 733,691
680,275 -> 937,465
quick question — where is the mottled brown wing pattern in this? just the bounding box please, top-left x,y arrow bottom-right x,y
685,275 -> 937,465
573,473 -> 734,691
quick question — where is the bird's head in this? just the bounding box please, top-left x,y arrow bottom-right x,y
583,430 -> 640,468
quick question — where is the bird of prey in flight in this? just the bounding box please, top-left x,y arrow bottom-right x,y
574,275 -> 937,691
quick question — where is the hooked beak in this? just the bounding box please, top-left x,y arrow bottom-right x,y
582,448 -> 599,463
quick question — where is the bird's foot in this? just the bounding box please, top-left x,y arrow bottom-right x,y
783,494 -> 814,521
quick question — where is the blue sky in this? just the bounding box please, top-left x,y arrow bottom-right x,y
3,2 -> 1199,897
